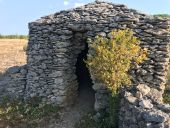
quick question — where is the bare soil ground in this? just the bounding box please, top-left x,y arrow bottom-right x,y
49,84 -> 95,128
0,39 -> 27,73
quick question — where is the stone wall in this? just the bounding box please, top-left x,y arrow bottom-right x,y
0,1 -> 169,127
0,65 -> 27,102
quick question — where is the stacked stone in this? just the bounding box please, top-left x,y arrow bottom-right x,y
0,65 -> 27,101
119,84 -> 170,128
27,1 -> 170,127
118,13 -> 170,128
26,23 -> 82,106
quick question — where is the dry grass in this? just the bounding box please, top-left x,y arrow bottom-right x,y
0,39 -> 27,73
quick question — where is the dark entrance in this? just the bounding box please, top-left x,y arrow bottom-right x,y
75,42 -> 95,108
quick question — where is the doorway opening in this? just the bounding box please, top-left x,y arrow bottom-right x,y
75,42 -> 95,109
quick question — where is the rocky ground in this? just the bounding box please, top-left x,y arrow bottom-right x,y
49,84 -> 95,128
0,70 -> 95,128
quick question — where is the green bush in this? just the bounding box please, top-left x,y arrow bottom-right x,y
0,97 -> 59,127
164,66 -> 170,104
163,89 -> 170,104
86,29 -> 147,93
163,47 -> 170,104
84,29 -> 147,128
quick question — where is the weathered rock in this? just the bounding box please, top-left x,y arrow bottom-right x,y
139,100 -> 153,109
124,91 -> 138,105
143,110 -> 169,123
147,88 -> 163,103
157,104 -> 170,113
6,66 -> 20,74
135,91 -> 143,99
126,95 -> 138,105
94,92 -> 109,111
0,65 -> 27,101
146,123 -> 164,128
136,84 -> 151,96
93,83 -> 107,90
93,112 -> 101,122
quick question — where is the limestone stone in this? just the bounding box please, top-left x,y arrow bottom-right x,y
146,123 -> 164,128
139,100 -> 153,109
135,91 -> 143,99
126,95 -> 138,105
136,84 -> 150,96
147,88 -> 163,103
7,66 -> 20,74
157,104 -> 170,113
92,83 -> 107,90
94,92 -> 109,111
143,110 -> 169,123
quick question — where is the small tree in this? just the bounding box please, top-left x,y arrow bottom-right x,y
85,29 -> 147,127
86,29 -> 147,94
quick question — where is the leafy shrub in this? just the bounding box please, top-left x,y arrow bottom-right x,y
84,29 -> 147,127
163,46 -> 170,104
163,89 -> 170,104
0,97 -> 59,127
86,29 -> 147,93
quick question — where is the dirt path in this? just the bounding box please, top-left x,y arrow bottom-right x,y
48,45 -> 95,128
49,84 -> 95,128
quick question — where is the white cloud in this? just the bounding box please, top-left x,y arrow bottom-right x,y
74,2 -> 84,8
64,1 -> 69,6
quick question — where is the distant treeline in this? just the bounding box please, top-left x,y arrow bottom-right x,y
154,14 -> 170,19
0,34 -> 28,39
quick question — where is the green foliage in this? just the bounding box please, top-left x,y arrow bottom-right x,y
154,14 -> 170,19
164,62 -> 170,104
75,94 -> 119,128
75,112 -> 114,128
163,45 -> 170,104
166,68 -> 170,87
75,113 -> 98,128
84,29 -> 147,128
0,34 -> 28,39
163,89 -> 170,104
86,29 -> 147,93
107,94 -> 119,128
0,97 -> 59,127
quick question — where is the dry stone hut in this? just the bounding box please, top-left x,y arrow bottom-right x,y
26,1 -> 170,127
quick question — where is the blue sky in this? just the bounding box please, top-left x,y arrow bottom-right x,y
0,0 -> 170,35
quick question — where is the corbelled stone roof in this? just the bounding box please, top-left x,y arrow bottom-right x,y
32,1 -> 154,24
